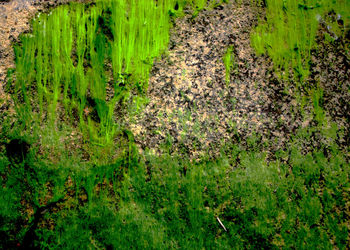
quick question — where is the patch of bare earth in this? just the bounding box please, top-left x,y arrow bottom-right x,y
311,24 -> 350,148
128,1 -> 301,159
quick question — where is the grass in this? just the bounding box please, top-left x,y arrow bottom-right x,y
12,0 -> 190,145
1,126 -> 349,248
1,0 -> 349,249
251,0 -> 350,83
223,45 -> 237,85
11,0 -> 230,146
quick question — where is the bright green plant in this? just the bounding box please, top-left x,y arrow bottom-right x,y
251,0 -> 350,82
223,45 -> 236,85
12,0 -> 207,146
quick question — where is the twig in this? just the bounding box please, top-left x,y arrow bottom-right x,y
216,217 -> 227,232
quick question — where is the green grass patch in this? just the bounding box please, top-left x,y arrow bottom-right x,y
1,129 -> 349,248
251,0 -> 350,82
11,0 -> 187,145
10,0 -> 230,146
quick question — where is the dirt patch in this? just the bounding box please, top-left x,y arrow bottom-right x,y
311,27 -> 350,147
128,1 -> 302,158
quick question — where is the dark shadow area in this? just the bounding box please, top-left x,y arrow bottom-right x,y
5,138 -> 30,164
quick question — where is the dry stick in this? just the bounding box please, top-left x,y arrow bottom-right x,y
216,217 -> 227,232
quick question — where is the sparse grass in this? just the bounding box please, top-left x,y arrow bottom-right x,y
251,0 -> 350,83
